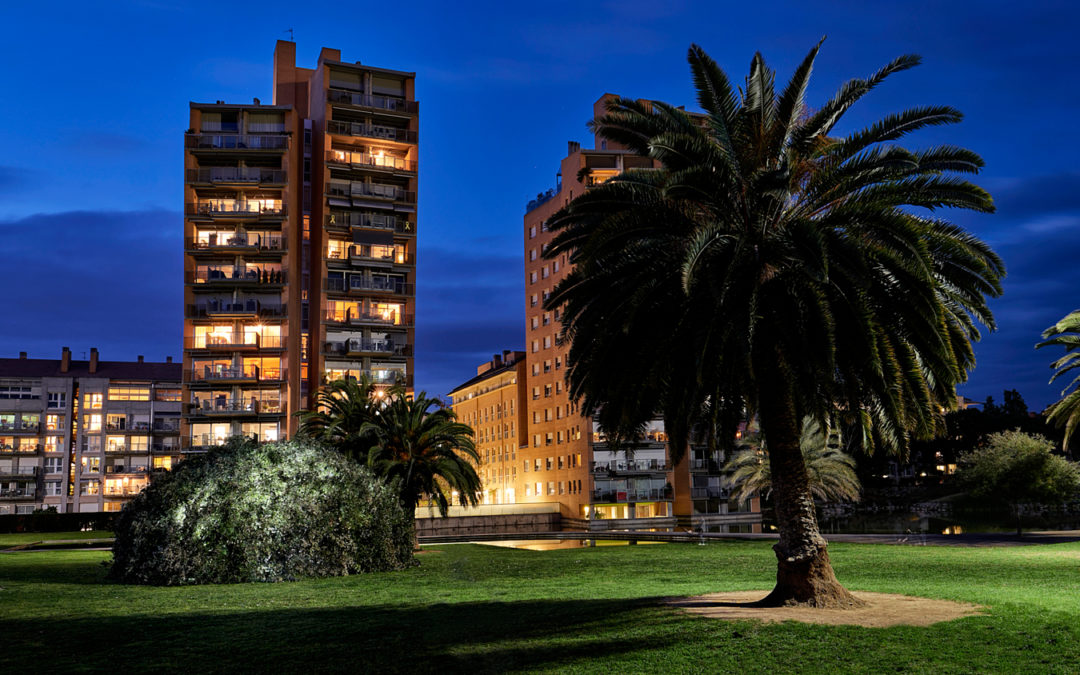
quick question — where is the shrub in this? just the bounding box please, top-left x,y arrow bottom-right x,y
110,439 -> 414,585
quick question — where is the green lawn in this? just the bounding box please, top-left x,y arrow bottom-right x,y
2,540 -> 1078,673
0,530 -> 113,547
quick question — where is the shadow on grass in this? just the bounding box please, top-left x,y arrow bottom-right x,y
1,597 -> 687,672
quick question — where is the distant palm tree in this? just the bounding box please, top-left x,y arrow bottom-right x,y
296,376 -> 399,461
725,419 -> 861,504
1037,309 -> 1080,451
545,42 -> 1003,606
363,391 -> 482,520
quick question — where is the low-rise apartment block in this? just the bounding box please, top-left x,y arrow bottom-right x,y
0,349 -> 181,514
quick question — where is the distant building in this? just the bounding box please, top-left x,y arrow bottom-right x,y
0,348 -> 181,514
183,41 -> 418,450
448,95 -> 759,532
449,351 -> 527,505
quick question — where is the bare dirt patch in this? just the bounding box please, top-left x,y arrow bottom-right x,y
668,591 -> 984,628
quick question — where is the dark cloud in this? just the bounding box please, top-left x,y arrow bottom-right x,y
0,210 -> 182,362
415,318 -> 522,398
991,172 -> 1080,220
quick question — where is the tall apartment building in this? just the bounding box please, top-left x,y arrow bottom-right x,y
183,41 -> 418,450
448,351 -> 527,505
516,95 -> 759,531
0,349 -> 181,514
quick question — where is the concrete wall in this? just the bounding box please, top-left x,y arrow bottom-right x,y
415,511 -> 560,537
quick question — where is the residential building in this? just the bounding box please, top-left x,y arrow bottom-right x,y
0,348 -> 182,514
448,351 -> 527,505
183,41 -> 418,450
518,94 -> 760,531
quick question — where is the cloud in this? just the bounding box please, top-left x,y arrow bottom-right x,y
0,166 -> 32,195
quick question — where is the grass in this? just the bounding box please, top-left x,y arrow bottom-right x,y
0,530 -> 113,547
2,540 -> 1079,673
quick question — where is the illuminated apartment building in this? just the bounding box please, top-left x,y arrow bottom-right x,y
519,95 -> 759,531
448,351 -> 527,505
0,349 -> 181,514
183,41 -> 417,450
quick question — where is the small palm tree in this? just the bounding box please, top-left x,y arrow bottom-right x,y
725,419 -> 861,504
363,391 -> 482,520
1037,309 -> 1080,451
296,376 -> 400,461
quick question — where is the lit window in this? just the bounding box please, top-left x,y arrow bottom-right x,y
109,386 -> 150,402
84,393 -> 103,410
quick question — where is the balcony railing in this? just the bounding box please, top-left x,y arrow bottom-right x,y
325,277 -> 413,295
185,134 -> 288,150
0,466 -> 38,477
327,89 -> 418,115
690,486 -> 729,499
153,419 -> 181,432
190,365 -> 283,383
326,120 -> 417,143
192,399 -> 284,415
151,442 -> 181,453
105,465 -> 149,475
325,211 -> 415,233
186,201 -> 286,218
186,167 -> 286,183
104,485 -> 148,496
690,458 -> 722,473
327,182 -> 416,204
592,488 -> 673,503
186,302 -> 287,319
326,339 -> 410,357
186,234 -> 284,251
105,421 -> 151,432
327,150 -> 417,174
323,309 -> 413,327
0,488 -> 37,499
590,459 -> 668,473
184,333 -> 284,350
187,267 -> 285,285
0,422 -> 42,434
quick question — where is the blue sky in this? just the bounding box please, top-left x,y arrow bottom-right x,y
1,1 -> 1078,409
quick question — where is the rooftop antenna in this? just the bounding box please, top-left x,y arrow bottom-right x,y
284,28 -> 294,42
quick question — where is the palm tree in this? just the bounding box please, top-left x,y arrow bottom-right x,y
546,42 -> 1003,606
1037,309 -> 1080,451
725,419 -> 861,504
296,376 -> 399,461
363,391 -> 482,521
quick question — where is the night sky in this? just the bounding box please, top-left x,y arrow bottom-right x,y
1,1 -> 1078,410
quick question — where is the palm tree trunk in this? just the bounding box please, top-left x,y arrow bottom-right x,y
755,371 -> 863,608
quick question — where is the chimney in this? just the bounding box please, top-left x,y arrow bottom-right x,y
61,347 -> 71,373
89,348 -> 99,374
166,356 -> 173,363
137,355 -> 144,364
253,97 -> 260,105
19,351 -> 26,359
568,141 -> 581,155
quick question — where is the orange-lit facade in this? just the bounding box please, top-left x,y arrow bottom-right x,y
448,351 -> 527,505
183,41 -> 417,450
513,95 -> 760,531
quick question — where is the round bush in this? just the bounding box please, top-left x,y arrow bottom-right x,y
110,439 -> 414,585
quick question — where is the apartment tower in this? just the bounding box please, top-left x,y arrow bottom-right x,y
183,41 -> 418,450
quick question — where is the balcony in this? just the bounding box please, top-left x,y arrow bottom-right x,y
0,466 -> 38,478
186,267 -> 285,286
327,182 -> 416,204
323,309 -> 413,327
690,458 -> 723,473
325,211 -> 415,234
105,465 -> 149,475
186,201 -> 286,219
151,442 -> 181,453
186,233 -> 284,253
190,365 -> 260,384
691,486 -> 729,499
184,333 -> 284,351
590,459 -> 668,474
185,134 -> 288,151
191,399 -> 284,416
152,419 -> 181,433
0,488 -> 37,500
326,119 -> 417,144
326,339 -> 411,357
186,167 -> 286,184
325,277 -> 413,296
103,485 -> 148,496
0,422 -> 42,434
327,150 -> 417,174
186,302 -> 286,320
327,89 -> 418,116
105,421 -> 151,432
591,487 -> 673,503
